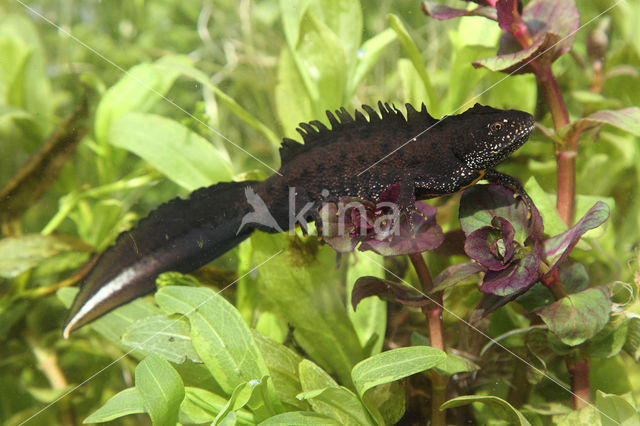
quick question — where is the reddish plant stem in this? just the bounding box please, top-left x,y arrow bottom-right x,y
535,65 -> 575,225
567,350 -> 591,410
507,2 -> 590,409
408,253 -> 447,426
540,264 -> 590,407
409,253 -> 444,350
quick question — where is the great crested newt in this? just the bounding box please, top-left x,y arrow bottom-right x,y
63,102 -> 535,337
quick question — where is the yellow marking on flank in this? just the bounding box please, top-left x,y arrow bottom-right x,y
459,169 -> 487,191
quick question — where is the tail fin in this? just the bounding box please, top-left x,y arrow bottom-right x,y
63,180 -> 262,338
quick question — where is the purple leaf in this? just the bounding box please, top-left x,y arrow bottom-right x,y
460,185 -> 532,244
360,202 -> 444,256
496,0 -> 516,32
432,261 -> 485,292
523,0 -> 579,57
479,241 -> 542,296
538,286 -> 611,346
421,1 -> 496,21
516,262 -> 589,311
543,201 -> 610,274
473,0 -> 579,74
570,107 -> 640,137
473,32 -> 550,74
464,217 -> 516,271
351,276 -> 428,311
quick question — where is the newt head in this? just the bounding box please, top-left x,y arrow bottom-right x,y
452,103 -> 535,170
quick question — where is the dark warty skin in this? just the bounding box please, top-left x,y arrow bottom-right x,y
63,102 -> 535,337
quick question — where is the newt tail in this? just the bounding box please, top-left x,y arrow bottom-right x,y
62,180 -> 283,337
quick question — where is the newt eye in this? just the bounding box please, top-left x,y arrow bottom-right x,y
490,122 -> 503,132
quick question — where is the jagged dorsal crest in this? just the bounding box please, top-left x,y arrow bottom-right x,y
279,102 -> 437,164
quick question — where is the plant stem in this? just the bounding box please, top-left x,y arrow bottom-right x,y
534,65 -> 575,225
408,253 -> 447,426
567,349 -> 591,409
540,265 -> 591,407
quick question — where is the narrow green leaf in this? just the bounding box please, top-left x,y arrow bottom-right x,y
158,61 -> 280,147
596,391 -> 640,426
297,387 -> 374,426
180,387 -> 256,425
109,112 -> 232,191
214,377 -> 269,426
346,253 -> 387,357
259,411 -> 340,425
121,315 -> 201,364
155,286 -> 280,416
299,359 -> 339,391
346,28 -> 397,98
388,14 -> 437,113
574,107 -> 640,137
0,234 -> 89,278
351,346 -> 446,396
253,330 -> 308,410
94,55 -> 190,145
135,354 -> 185,426
434,353 -> 480,376
252,233 -> 364,386
441,395 -> 531,426
83,388 -> 144,423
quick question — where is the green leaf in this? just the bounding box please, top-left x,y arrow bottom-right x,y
252,233 -> 364,386
441,395 -> 531,426
158,61 -> 280,147
351,346 -> 446,397
0,300 -> 28,341
135,354 -> 185,426
297,387 -> 374,426
596,391 -> 640,426
434,353 -> 480,376
538,287 -> 611,346
121,315 -> 201,364
94,55 -> 189,145
388,14 -> 437,113
259,411 -> 340,425
255,311 -> 288,344
0,235 -> 89,278
0,15 -> 53,125
299,359 -> 339,391
298,360 -> 368,424
180,387 -> 256,425
346,28 -> 397,98
361,381 -> 406,425
346,253 -> 387,357
109,112 -> 232,191
214,377 -> 270,426
155,286 -> 280,416
524,176 -> 567,237
253,331 -> 308,410
83,388 -> 145,423
587,316 -> 629,359
573,107 -> 640,137
275,46 -> 314,137
623,317 -> 640,361
551,405 -> 601,425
